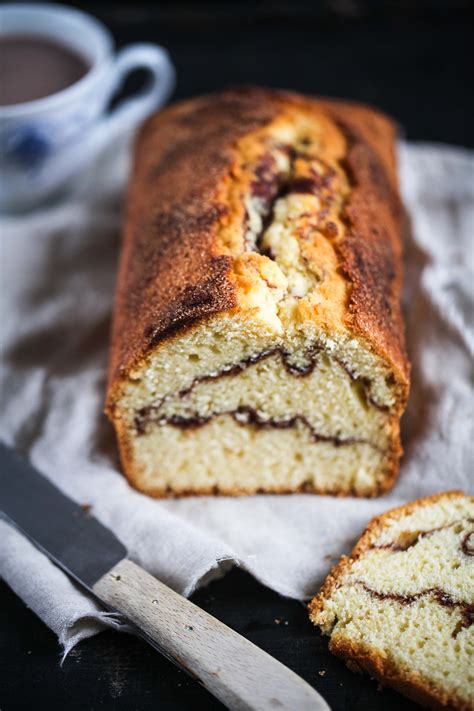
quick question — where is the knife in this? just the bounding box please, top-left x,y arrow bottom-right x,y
0,443 -> 330,711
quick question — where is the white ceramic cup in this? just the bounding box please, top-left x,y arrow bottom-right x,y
0,3 -> 175,211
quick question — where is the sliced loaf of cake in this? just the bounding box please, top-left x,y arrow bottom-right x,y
309,491 -> 474,710
106,88 -> 410,498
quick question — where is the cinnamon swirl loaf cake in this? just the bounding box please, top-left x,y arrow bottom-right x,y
309,492 -> 474,710
106,87 -> 410,497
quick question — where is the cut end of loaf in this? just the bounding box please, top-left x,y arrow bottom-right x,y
108,309 -> 403,497
309,491 -> 474,710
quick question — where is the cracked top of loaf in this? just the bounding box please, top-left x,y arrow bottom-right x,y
107,87 -> 409,406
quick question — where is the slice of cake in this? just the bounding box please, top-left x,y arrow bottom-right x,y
106,87 -> 410,497
309,491 -> 474,710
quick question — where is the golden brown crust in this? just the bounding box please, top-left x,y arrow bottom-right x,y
107,89 -> 277,395
308,491 -> 471,710
107,87 -> 409,408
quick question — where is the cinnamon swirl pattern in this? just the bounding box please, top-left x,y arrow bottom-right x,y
310,492 -> 474,710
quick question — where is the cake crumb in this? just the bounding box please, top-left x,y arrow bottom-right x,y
310,492 -> 474,709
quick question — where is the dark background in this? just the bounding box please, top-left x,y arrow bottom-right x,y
1,1 -> 472,710
81,0 -> 470,147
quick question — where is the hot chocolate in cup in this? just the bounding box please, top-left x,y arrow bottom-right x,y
0,3 -> 175,211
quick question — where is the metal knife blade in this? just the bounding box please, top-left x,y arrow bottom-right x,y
0,442 -> 331,711
0,442 -> 126,589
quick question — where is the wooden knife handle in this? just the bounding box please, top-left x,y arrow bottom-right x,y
93,559 -> 329,711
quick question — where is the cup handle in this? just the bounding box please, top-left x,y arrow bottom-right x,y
105,43 -> 176,130
81,44 -> 175,156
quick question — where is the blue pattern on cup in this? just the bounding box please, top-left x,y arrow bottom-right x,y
4,125 -> 52,172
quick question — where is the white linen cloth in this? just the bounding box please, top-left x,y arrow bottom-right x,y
1,137 -> 473,656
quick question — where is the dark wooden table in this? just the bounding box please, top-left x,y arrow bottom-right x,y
1,2 -> 472,709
